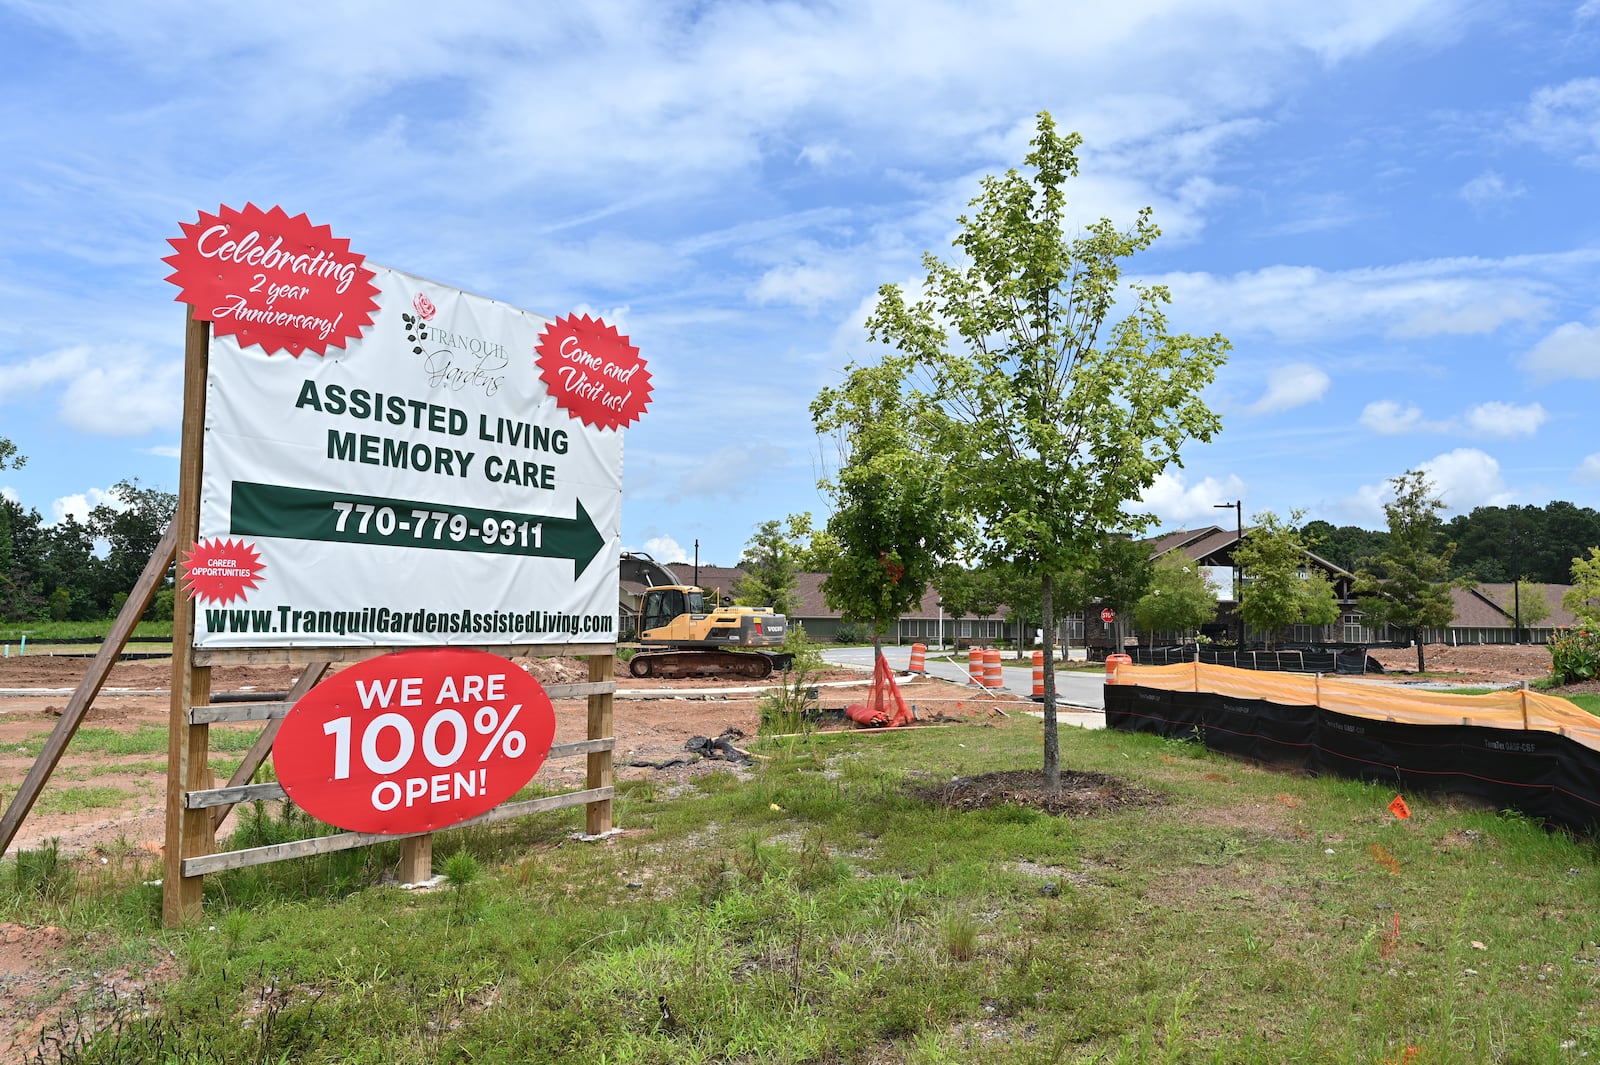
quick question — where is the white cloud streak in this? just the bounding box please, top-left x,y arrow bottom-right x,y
1248,363 -> 1330,414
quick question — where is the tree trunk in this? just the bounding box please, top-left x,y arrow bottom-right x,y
1415,631 -> 1426,674
1042,572 -> 1060,790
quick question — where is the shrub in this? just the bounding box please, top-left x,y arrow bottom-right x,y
833,622 -> 861,644
1548,626 -> 1600,685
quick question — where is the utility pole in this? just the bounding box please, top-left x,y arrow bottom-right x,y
1216,500 -> 1243,648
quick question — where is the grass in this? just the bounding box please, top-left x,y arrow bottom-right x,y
13,725 -> 261,759
0,620 -> 173,642
5,717 -> 1600,1062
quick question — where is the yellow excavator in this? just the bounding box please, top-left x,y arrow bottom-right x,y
628,585 -> 793,679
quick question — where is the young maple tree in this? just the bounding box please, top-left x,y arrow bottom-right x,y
832,111 -> 1229,786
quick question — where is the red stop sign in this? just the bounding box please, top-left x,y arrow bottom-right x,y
1101,608 -> 1116,623
273,649 -> 556,834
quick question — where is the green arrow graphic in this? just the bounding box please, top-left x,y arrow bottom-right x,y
228,481 -> 607,577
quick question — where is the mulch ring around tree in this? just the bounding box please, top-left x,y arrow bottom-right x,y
911,769 -> 1164,816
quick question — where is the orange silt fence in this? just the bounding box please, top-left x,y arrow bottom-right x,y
982,648 -> 1004,689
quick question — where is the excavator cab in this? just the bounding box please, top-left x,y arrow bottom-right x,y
641,587 -> 705,634
630,585 -> 791,679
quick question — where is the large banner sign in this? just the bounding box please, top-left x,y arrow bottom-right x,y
168,205 -> 649,649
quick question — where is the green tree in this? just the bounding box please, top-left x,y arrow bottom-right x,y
0,438 -> 23,471
1564,548 -> 1600,625
1301,519 -> 1388,573
859,112 -> 1228,785
1233,511 -> 1339,649
1132,554 -> 1218,642
1355,471 -> 1458,673
88,479 -> 177,618
1495,579 -> 1550,640
734,519 -> 803,616
812,362 -> 951,665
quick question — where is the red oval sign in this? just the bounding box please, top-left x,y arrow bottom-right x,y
273,649 -> 556,834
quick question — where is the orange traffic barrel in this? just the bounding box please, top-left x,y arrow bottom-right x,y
1105,653 -> 1132,685
968,647 -> 984,685
982,648 -> 1004,689
909,643 -> 927,674
1032,650 -> 1045,701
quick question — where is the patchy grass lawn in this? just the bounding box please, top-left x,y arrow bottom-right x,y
4,715 -> 1599,1063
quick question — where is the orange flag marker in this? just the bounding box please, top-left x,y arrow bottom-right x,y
1388,794 -> 1412,820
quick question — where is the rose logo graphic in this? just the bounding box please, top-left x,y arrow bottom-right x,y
413,292 -> 437,321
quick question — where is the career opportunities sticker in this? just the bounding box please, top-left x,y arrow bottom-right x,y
163,203 -> 381,356
179,537 -> 266,605
534,313 -> 653,430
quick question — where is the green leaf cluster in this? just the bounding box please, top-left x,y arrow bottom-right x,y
1233,511 -> 1339,648
815,112 -> 1227,781
1354,470 -> 1458,671
1132,554 -> 1219,637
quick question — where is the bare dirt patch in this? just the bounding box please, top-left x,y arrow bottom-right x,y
911,769 -> 1163,817
0,652 -> 999,856
0,650 -> 1002,1059
1366,643 -> 1551,685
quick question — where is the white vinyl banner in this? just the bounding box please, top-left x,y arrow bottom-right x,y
193,265 -> 622,648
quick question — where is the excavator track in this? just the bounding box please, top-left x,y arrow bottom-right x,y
628,649 -> 789,680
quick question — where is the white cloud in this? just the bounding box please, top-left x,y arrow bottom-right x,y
51,487 -> 118,526
749,264 -> 855,312
0,486 -> 17,505
1152,258 -> 1554,342
0,344 -> 181,436
1581,0 -> 1600,21
1578,453 -> 1600,482
677,443 -> 790,499
637,535 -> 690,564
1459,170 -> 1525,206
1248,363 -> 1329,414
797,142 -> 848,168
1519,320 -> 1600,382
1359,399 -> 1428,434
1516,77 -> 1600,164
1135,471 -> 1248,525
1343,448 -> 1517,523
1464,400 -> 1547,438
1419,448 -> 1516,512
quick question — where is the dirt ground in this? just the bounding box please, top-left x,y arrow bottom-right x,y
1365,641 -> 1555,685
0,650 -> 1016,1058
0,642 -> 1571,1057
0,651 -> 1007,859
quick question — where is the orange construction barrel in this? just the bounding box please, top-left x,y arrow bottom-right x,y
1032,650 -> 1045,701
909,643 -> 927,674
1105,653 -> 1132,685
968,647 -> 984,685
982,648 -> 1004,689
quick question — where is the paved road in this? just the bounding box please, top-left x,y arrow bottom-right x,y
821,645 -> 1106,711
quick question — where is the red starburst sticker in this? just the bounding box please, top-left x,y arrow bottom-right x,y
180,538 -> 266,605
162,203 -> 381,357
534,313 -> 653,430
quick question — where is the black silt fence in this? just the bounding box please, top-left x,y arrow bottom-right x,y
1130,647 -> 1381,675
1104,685 -> 1600,834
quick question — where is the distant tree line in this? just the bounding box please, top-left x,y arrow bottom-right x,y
0,480 -> 177,624
1303,501 -> 1600,585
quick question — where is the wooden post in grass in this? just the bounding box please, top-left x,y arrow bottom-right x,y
586,653 -> 614,835
164,308 -> 213,927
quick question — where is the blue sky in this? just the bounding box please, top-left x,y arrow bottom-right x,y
2,0 -> 1599,568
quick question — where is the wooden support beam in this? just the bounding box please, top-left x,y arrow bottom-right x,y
0,520 -> 178,858
585,653 -> 615,836
207,663 -> 328,833
164,308 -> 212,928
398,834 -> 433,886
182,787 -> 613,876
